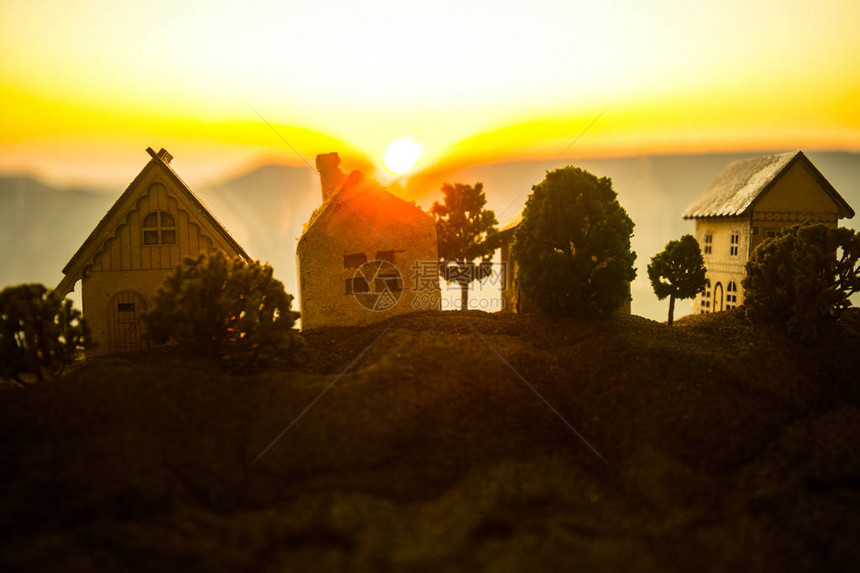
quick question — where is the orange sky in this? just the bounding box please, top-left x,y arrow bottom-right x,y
1,0 -> 859,188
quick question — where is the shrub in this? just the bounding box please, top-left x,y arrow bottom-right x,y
647,235 -> 707,325
0,284 -> 91,383
743,223 -> 860,338
143,252 -> 301,366
511,166 -> 637,317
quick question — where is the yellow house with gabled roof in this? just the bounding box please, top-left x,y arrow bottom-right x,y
683,151 -> 854,314
56,147 -> 249,355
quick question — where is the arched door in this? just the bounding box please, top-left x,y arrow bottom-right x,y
109,291 -> 147,353
713,282 -> 724,312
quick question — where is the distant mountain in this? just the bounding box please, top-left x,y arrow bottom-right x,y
2,151 -> 857,322
0,176 -> 113,294
195,164 -> 319,297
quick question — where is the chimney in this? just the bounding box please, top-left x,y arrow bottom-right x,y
157,148 -> 173,164
315,152 -> 346,202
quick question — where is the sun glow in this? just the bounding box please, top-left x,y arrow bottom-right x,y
0,1 -> 858,184
384,138 -> 423,174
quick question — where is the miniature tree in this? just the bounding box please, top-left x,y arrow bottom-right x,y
431,182 -> 500,310
0,284 -> 91,384
743,223 -> 860,338
512,166 -> 637,317
143,252 -> 301,366
647,235 -> 707,325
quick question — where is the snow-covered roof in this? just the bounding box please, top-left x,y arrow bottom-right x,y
683,151 -> 854,219
683,152 -> 799,219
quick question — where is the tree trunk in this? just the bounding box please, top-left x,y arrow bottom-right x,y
667,295 -> 676,326
460,282 -> 469,311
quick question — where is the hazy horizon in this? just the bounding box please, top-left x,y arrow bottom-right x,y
4,149 -> 858,323
2,0 -> 858,185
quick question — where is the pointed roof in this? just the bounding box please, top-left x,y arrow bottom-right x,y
498,214 -> 522,237
299,168 -> 430,250
57,147 -> 249,294
683,151 -> 854,219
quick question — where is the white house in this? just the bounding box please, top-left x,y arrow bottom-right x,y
683,151 -> 854,313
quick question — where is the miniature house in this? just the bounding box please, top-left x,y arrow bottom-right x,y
498,215 -> 537,313
683,151 -> 854,313
297,153 -> 440,329
56,147 -> 249,355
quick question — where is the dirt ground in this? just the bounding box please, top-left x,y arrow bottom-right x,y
1,309 -> 859,572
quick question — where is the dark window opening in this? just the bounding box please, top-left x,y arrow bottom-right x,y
703,233 -> 713,255
117,302 -> 135,312
376,250 -> 396,263
376,274 -> 403,292
346,277 -> 370,294
344,253 -> 367,268
730,233 -> 739,256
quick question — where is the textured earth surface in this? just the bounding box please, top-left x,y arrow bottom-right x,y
2,309 -> 859,572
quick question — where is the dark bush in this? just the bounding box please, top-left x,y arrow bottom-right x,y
0,284 -> 91,383
143,252 -> 301,366
743,223 -> 860,338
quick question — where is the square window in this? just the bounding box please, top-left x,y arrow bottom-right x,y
346,277 -> 370,294
344,253 -> 367,268
161,230 -> 177,245
143,230 -> 159,245
376,250 -> 396,263
376,275 -> 403,292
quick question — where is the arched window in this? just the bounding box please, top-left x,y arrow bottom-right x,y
142,211 -> 176,245
726,281 -> 738,309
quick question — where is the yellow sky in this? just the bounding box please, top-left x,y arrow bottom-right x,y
1,0 -> 858,186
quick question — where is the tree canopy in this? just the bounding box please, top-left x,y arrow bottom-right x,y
743,223 -> 860,339
511,166 -> 636,317
647,234 -> 707,325
143,252 -> 301,366
430,182 -> 499,310
0,284 -> 91,383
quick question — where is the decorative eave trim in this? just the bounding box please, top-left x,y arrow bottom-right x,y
56,148 -> 250,294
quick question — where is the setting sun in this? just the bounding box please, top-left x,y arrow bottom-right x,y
384,138 -> 423,174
